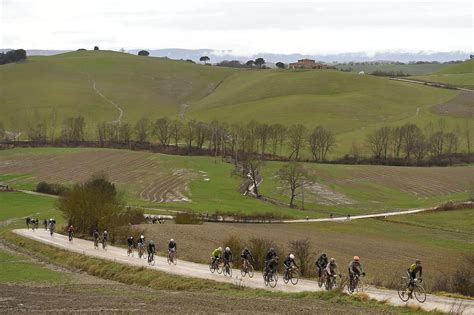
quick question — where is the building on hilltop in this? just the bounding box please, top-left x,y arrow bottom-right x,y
289,59 -> 327,69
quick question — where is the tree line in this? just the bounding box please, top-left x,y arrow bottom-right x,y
0,49 -> 27,65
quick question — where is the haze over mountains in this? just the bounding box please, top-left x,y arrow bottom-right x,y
0,48 -> 470,63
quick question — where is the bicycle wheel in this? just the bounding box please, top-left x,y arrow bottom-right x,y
248,264 -> 254,278
240,267 -> 247,277
414,284 -> 426,303
216,262 -> 223,274
269,271 -> 278,288
172,255 -> 177,265
356,279 -> 364,292
283,271 -> 289,284
209,262 -> 216,273
318,274 -> 325,288
397,283 -> 410,302
290,270 -> 299,285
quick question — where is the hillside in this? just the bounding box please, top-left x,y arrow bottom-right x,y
0,50 -> 467,155
335,62 -> 450,75
412,59 -> 474,89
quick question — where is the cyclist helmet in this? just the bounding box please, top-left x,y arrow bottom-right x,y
218,246 -> 222,251
269,247 -> 275,252
330,258 -> 336,263
416,259 -> 421,264
354,256 -> 360,261
244,247 -> 248,251
170,239 -> 174,242
225,247 -> 230,251
322,253 -> 327,257
140,235 -> 144,239
150,240 -> 154,245
289,254 -> 295,259
104,230 -> 108,234
130,236 -> 133,239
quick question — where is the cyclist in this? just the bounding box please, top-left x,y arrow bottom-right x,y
240,247 -> 253,267
211,246 -> 223,267
147,240 -> 156,262
315,253 -> 328,278
404,259 -> 423,297
127,236 -> 134,252
26,217 -> 31,229
43,219 -> 48,230
265,256 -> 279,281
283,253 -> 298,280
102,230 -> 108,247
67,224 -> 74,240
264,247 -> 277,271
49,220 -> 56,234
223,247 -> 233,267
138,235 -> 145,245
348,256 -> 365,292
93,229 -> 100,246
168,238 -> 177,257
325,258 -> 340,288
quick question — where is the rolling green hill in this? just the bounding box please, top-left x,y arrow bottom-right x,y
0,50 -> 468,155
412,59 -> 474,89
335,62 -> 450,75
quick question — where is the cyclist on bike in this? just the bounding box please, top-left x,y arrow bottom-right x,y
348,256 -> 365,291
211,247 -> 222,267
147,240 -> 156,257
43,219 -> 48,230
102,230 -> 108,245
315,253 -> 328,278
405,259 -> 423,296
138,235 -> 145,245
168,238 -> 177,254
223,247 -> 233,266
264,248 -> 277,271
67,224 -> 74,237
240,247 -> 253,266
325,258 -> 340,287
283,254 -> 298,279
93,229 -> 100,245
127,236 -> 134,250
265,256 -> 279,281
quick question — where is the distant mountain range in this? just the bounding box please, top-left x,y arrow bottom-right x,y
1,48 -> 470,63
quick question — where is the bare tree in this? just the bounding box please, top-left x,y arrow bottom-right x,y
391,126 -> 403,158
277,162 -> 308,208
401,123 -> 423,159
61,115 -> 85,143
288,124 -> 307,160
308,126 -> 336,161
464,119 -> 472,154
241,155 -> 264,197
255,123 -> 270,155
444,132 -> 459,154
153,117 -> 171,146
119,122 -> 132,143
429,131 -> 445,157
134,118 -> 150,143
181,120 -> 196,152
269,124 -> 286,155
170,119 -> 183,147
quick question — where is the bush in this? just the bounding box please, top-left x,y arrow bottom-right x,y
248,237 -> 284,271
432,254 -> 474,296
109,225 -> 146,245
36,181 -> 69,196
289,239 -> 311,277
222,235 -> 244,268
174,212 -> 202,225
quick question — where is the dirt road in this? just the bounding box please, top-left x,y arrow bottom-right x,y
14,229 -> 473,314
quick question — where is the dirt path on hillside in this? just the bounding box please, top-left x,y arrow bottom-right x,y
14,229 -> 474,314
92,79 -> 124,123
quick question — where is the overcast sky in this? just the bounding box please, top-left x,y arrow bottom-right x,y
1,0 -> 472,55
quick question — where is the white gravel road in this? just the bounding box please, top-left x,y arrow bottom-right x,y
14,229 -> 473,314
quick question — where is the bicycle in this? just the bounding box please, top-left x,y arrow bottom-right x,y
325,273 -> 340,290
49,225 -> 55,236
240,259 -> 254,278
223,260 -> 232,277
148,252 -> 156,266
347,273 -> 364,294
138,243 -> 145,259
317,268 -> 327,288
94,238 -> 99,249
263,267 -> 278,288
127,245 -> 134,257
167,250 -> 177,265
102,239 -> 107,250
398,277 -> 426,303
283,265 -> 299,285
68,232 -> 73,242
209,257 -> 222,274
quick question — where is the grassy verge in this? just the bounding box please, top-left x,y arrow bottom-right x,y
1,230 -> 435,314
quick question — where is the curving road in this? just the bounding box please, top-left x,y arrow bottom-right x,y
14,229 -> 473,314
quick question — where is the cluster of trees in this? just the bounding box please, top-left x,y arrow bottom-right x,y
366,120 -> 471,161
138,50 -> 150,56
0,49 -> 27,65
370,70 -> 408,77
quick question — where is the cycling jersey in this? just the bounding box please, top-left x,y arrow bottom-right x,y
316,255 -> 328,268
147,243 -> 155,253
348,261 -> 363,275
223,250 -> 232,262
211,248 -> 222,257
93,231 -> 100,239
102,232 -> 108,240
241,249 -> 253,260
408,264 -> 422,278
168,241 -> 177,251
325,262 -> 338,275
265,249 -> 277,262
127,237 -> 134,247
283,256 -> 297,268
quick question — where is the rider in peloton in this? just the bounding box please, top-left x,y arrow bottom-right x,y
223,247 -> 233,266
168,238 -> 177,255
240,247 -> 253,266
348,256 -> 365,291
211,247 -> 222,267
127,235 -> 134,250
315,253 -> 329,279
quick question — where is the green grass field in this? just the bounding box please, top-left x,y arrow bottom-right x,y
335,63 -> 451,75
412,60 -> 474,89
1,51 -> 471,156
0,192 -> 58,222
1,147 -> 471,218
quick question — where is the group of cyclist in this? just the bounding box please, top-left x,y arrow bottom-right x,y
25,217 -> 40,230
125,234 -> 177,264
210,245 -> 423,293
92,229 -> 109,248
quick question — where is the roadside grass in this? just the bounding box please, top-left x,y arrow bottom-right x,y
0,192 -> 58,222
334,63 -> 450,75
411,60 -> 474,89
0,248 -> 70,284
0,230 -> 436,314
